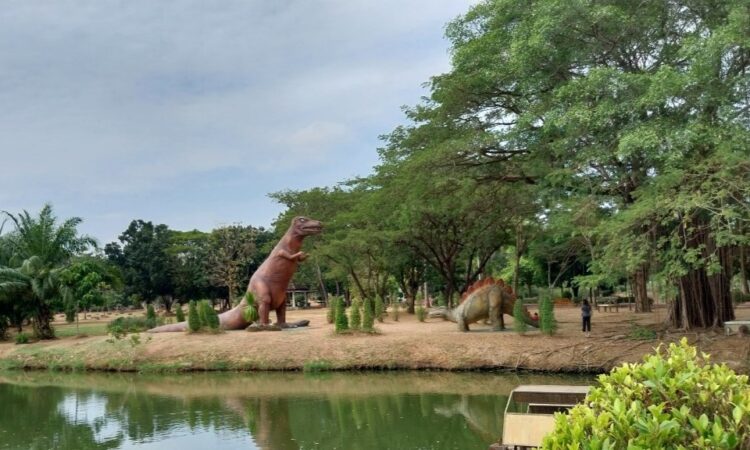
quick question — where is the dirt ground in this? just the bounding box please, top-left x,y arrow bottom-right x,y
1,304 -> 749,373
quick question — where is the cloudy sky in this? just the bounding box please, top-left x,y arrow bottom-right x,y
0,0 -> 471,244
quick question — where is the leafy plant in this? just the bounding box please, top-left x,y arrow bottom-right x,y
391,301 -> 400,322
512,298 -> 528,334
334,297 -> 348,333
361,298 -> 374,331
326,296 -> 336,324
627,324 -> 657,341
107,316 -> 156,334
349,298 -> 362,330
187,300 -> 201,332
416,306 -> 426,322
175,305 -> 185,322
14,332 -> 30,344
145,303 -> 157,328
374,296 -> 385,323
542,339 -> 750,449
200,300 -> 220,331
242,292 -> 259,323
539,293 -> 557,335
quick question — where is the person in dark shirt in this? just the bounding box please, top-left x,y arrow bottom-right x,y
581,300 -> 592,337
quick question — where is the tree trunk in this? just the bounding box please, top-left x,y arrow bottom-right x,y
630,263 -> 651,312
669,219 -> 734,329
33,303 -> 55,339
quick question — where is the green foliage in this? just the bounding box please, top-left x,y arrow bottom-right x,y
542,339 -> 750,449
390,301 -> 400,322
560,290 -> 573,300
512,299 -> 527,334
303,359 -> 333,372
361,298 -> 374,331
14,332 -> 30,344
538,293 -> 557,335
334,297 -> 348,333
374,296 -> 385,323
415,306 -> 426,322
199,300 -> 220,331
628,324 -> 657,341
64,304 -> 76,323
242,292 -> 259,323
175,305 -> 185,322
349,298 -> 362,330
145,303 -> 157,328
107,316 -> 155,334
326,296 -> 336,324
187,300 -> 201,332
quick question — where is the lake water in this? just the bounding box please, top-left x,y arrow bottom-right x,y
0,371 -> 591,450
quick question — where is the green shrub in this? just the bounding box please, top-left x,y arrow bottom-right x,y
243,292 -> 259,323
416,306 -> 427,322
175,305 -> 185,322
15,332 -> 30,344
107,316 -> 154,334
542,338 -> 750,449
374,296 -> 385,323
326,296 -> 336,324
391,301 -> 400,322
146,303 -> 157,328
349,299 -> 362,330
187,300 -> 201,332
65,304 -> 76,323
560,290 -> 573,299
200,300 -> 220,331
334,297 -> 348,333
627,324 -> 657,341
539,294 -> 557,335
362,298 -> 374,331
512,299 -> 528,334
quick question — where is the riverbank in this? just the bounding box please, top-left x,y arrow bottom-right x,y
1,306 -> 749,374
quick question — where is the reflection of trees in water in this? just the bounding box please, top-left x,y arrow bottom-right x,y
1,372 -> 586,450
233,393 -> 503,450
0,384 -> 121,450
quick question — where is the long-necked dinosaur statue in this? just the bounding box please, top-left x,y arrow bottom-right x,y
429,278 -> 538,331
149,216 -> 322,332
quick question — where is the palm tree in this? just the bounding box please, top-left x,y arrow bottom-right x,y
0,204 -> 95,339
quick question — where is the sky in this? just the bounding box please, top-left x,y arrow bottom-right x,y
0,0 -> 472,244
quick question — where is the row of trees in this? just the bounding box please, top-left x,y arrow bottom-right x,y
0,205 -> 275,339
272,0 -> 750,329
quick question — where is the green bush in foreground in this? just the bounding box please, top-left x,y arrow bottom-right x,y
107,316 -> 154,334
326,296 -> 336,324
542,338 -> 750,449
145,303 -> 157,328
187,300 -> 201,332
243,292 -> 259,323
14,332 -> 30,344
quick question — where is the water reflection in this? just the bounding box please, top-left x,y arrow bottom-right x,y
0,372 -> 591,450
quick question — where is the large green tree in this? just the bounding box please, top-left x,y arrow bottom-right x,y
0,205 -> 96,338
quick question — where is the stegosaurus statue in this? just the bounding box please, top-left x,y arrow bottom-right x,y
429,278 -> 539,332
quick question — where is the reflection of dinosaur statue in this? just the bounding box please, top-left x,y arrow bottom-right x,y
434,394 -> 506,444
429,278 -> 538,331
149,216 -> 322,332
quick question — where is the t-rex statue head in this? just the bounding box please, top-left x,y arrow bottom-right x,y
290,216 -> 323,236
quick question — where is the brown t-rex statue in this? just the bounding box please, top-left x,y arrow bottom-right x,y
149,216 -> 322,332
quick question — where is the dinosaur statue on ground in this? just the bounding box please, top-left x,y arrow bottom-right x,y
429,278 -> 538,332
149,216 -> 322,332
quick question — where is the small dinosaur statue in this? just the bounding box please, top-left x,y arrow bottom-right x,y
149,216 -> 322,332
429,278 -> 538,331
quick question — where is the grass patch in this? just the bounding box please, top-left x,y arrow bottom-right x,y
627,324 -> 657,341
303,359 -> 334,372
55,323 -> 108,337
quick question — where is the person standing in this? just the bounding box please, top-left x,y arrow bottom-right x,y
581,299 -> 592,337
